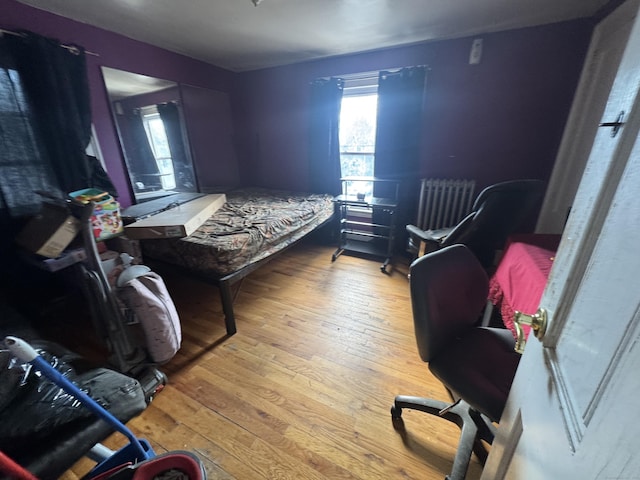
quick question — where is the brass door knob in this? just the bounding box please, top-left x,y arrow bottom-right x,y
513,308 -> 548,354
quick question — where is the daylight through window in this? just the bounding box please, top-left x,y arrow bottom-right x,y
339,77 -> 378,197
141,108 -> 176,190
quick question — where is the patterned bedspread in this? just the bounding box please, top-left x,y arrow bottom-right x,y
141,188 -> 334,277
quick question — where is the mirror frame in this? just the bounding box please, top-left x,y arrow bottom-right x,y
102,66 -> 199,203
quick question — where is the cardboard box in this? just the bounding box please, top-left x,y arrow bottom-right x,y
124,193 -> 226,240
16,203 -> 81,258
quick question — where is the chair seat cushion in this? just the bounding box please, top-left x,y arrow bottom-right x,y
429,326 -> 520,421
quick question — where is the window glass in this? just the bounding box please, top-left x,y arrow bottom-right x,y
142,111 -> 176,190
339,93 -> 377,197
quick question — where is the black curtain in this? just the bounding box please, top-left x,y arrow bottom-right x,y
119,110 -> 160,190
0,33 -> 92,296
308,77 -> 344,195
0,49 -> 60,219
6,31 -> 92,195
157,102 -> 196,191
374,66 -> 427,251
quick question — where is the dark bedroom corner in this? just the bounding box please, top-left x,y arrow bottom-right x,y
0,0 -> 634,479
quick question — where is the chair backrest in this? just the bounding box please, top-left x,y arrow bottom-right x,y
441,179 -> 545,267
410,244 -> 489,363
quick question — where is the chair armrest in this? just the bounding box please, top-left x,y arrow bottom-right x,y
406,224 -> 452,243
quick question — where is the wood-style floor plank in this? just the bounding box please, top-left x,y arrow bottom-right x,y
62,238 -> 484,479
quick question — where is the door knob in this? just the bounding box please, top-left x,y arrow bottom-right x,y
513,308 -> 548,354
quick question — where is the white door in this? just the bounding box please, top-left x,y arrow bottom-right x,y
536,0 -> 637,234
481,2 -> 640,478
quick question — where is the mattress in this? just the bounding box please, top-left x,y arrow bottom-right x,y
141,187 -> 334,277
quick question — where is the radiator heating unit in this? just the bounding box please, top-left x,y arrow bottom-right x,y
416,178 -> 476,230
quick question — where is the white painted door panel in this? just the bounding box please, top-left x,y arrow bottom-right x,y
536,0 -> 636,234
482,1 -> 640,478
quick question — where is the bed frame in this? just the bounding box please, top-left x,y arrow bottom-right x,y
153,216 -> 332,336
138,188 -> 335,336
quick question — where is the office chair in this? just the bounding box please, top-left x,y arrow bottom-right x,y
406,179 -> 545,268
391,244 -> 521,480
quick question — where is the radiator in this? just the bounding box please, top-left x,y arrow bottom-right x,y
416,178 -> 476,230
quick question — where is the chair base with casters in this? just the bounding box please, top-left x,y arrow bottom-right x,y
391,397 -> 496,480
391,244 -> 521,480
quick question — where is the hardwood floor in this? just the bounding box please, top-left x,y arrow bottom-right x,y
62,239 -> 484,480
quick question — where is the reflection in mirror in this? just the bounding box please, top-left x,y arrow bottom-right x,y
102,67 -> 198,203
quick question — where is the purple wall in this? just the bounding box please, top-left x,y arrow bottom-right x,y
236,20 -> 593,193
3,0 -> 593,205
2,0 -> 236,207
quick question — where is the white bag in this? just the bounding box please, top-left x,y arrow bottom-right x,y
117,272 -> 181,364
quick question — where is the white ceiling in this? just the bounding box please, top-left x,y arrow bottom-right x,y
19,0 -> 611,72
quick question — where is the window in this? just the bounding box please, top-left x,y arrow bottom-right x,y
339,75 -> 378,197
141,107 -> 176,190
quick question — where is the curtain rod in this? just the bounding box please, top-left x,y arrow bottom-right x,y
318,65 -> 430,83
0,28 -> 99,56
340,71 -> 380,82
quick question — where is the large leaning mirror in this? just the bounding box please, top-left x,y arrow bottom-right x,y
102,66 -> 198,203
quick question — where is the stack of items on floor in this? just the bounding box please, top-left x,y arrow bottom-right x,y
0,296 -> 148,479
